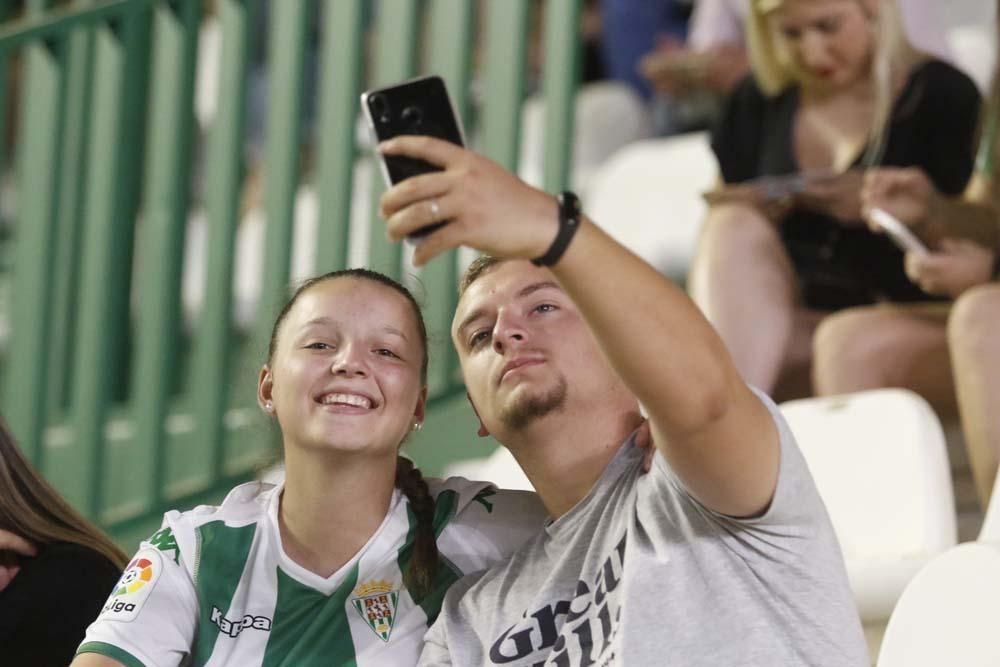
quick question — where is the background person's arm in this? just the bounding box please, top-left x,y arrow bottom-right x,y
862,167 -> 999,248
380,137 -> 779,518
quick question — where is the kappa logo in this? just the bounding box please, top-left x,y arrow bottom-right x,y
210,606 -> 273,638
351,580 -> 399,642
147,526 -> 180,564
100,549 -> 163,623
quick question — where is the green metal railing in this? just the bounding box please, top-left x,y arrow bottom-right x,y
0,0 -> 581,547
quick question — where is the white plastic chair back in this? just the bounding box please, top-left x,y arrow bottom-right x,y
977,472 -> 1000,543
877,542 -> 1000,667
779,389 -> 957,622
442,446 -> 534,492
583,132 -> 717,280
518,81 -> 653,193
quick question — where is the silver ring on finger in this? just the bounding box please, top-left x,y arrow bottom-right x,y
428,198 -> 441,221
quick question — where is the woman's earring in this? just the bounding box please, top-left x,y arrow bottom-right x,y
412,421 -> 423,432
264,401 -> 274,413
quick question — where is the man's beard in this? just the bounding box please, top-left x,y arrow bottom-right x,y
499,376 -> 568,430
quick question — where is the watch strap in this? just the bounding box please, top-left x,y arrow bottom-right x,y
532,191 -> 581,267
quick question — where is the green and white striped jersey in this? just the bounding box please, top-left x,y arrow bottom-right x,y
77,477 -> 546,667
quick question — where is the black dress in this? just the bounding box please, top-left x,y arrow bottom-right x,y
0,541 -> 122,666
710,60 -> 982,310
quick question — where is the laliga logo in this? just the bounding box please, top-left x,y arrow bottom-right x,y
101,551 -> 160,619
115,556 -> 155,595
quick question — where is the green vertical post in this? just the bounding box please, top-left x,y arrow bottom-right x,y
48,6 -> 96,415
478,0 -> 530,169
313,0 -> 364,273
0,53 -> 7,177
62,15 -> 142,514
366,0 -> 420,279
238,0 -> 311,470
3,16 -> 66,463
420,0 -> 474,397
189,0 -> 254,491
539,0 -> 581,193
0,1 -> 17,22
127,0 -> 200,518
254,0 -> 310,351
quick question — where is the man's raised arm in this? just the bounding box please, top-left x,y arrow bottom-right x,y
379,136 -> 779,517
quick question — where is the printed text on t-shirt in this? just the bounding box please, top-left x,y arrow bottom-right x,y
489,534 -> 626,666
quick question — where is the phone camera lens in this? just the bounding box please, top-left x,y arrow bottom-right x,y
401,106 -> 423,128
370,94 -> 390,123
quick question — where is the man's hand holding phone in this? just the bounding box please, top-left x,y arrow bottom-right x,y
362,75 -> 466,241
377,135 -> 559,267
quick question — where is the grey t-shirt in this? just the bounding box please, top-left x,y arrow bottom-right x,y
419,392 -> 868,666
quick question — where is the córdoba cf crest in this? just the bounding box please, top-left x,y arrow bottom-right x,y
351,580 -> 399,642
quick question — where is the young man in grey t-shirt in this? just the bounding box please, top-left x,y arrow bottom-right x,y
377,135 -> 868,666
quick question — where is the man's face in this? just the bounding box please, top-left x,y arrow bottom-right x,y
451,261 -> 607,435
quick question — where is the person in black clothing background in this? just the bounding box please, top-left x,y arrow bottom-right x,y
0,415 -> 125,666
688,0 -> 981,400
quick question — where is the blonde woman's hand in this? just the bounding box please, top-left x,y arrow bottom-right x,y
904,239 -> 996,299
862,167 -> 941,233
0,528 -> 37,592
797,169 -> 865,224
702,183 -> 794,224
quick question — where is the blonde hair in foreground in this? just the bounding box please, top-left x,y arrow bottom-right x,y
0,416 -> 127,569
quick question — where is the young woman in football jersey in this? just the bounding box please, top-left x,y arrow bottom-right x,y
72,268 -> 547,666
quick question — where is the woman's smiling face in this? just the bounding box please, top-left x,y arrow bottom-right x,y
261,277 -> 427,458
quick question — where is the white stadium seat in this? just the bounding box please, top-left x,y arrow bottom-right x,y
778,390 -> 957,628
582,132 -> 717,280
877,542 -> 1000,667
977,470 -> 1000,544
442,445 -> 534,492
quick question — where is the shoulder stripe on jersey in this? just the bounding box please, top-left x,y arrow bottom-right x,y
77,642 -> 145,667
192,520 -> 258,666
261,562 -> 361,666
398,489 -> 463,623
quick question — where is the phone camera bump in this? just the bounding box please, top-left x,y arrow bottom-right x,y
370,94 -> 390,123
401,105 -> 424,129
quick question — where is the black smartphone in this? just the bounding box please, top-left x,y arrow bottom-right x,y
361,75 -> 466,239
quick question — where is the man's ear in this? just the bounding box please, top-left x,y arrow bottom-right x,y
466,392 -> 490,438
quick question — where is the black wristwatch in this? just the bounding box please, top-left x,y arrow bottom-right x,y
532,191 -> 582,267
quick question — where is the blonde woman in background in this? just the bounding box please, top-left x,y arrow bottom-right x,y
815,5 -> 1000,509
690,0 -> 981,399
0,415 -> 127,667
